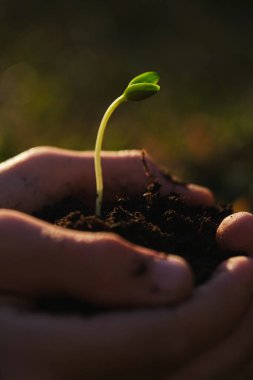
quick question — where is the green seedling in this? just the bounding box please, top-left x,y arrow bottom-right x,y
94,71 -> 160,216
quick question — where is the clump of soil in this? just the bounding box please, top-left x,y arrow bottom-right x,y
33,181 -> 241,286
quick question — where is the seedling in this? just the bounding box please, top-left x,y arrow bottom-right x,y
94,71 -> 160,216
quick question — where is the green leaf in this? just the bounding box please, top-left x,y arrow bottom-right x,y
123,83 -> 160,101
128,71 -> 160,86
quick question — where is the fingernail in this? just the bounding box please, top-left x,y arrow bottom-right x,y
152,255 -> 193,296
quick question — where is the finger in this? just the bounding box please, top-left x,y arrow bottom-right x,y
0,209 -> 192,307
0,147 -> 214,212
168,300 -> 253,380
159,256 -> 253,371
136,150 -> 214,206
1,256 -> 253,380
216,212 -> 253,255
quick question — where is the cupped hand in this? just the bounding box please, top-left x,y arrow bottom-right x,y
1,256 -> 253,380
0,146 -> 214,307
210,211 -> 253,380
0,146 -> 214,213
163,212 -> 253,380
0,147 -> 252,380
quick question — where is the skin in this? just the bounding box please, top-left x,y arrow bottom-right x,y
165,213 -> 253,380
0,147 -> 253,379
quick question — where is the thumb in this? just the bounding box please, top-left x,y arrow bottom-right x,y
216,212 -> 253,255
0,209 -> 193,307
83,236 -> 193,307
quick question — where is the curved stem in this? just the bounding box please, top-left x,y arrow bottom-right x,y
95,94 -> 126,216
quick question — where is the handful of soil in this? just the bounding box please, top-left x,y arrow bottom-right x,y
34,181 -> 241,286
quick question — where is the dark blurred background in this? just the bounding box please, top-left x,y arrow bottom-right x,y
1,0 -> 253,209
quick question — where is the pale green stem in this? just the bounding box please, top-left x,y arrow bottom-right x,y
95,94 -> 126,216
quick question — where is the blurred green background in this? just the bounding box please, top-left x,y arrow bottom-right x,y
1,0 -> 253,210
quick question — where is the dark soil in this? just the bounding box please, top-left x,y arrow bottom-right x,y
33,181 -> 242,287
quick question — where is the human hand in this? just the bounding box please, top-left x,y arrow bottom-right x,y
159,212 -> 253,380
1,256 -> 253,380
0,146 -> 214,213
0,146 -> 214,307
0,147 -> 251,380
208,211 -> 253,380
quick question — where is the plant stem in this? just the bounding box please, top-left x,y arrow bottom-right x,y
95,94 -> 126,216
